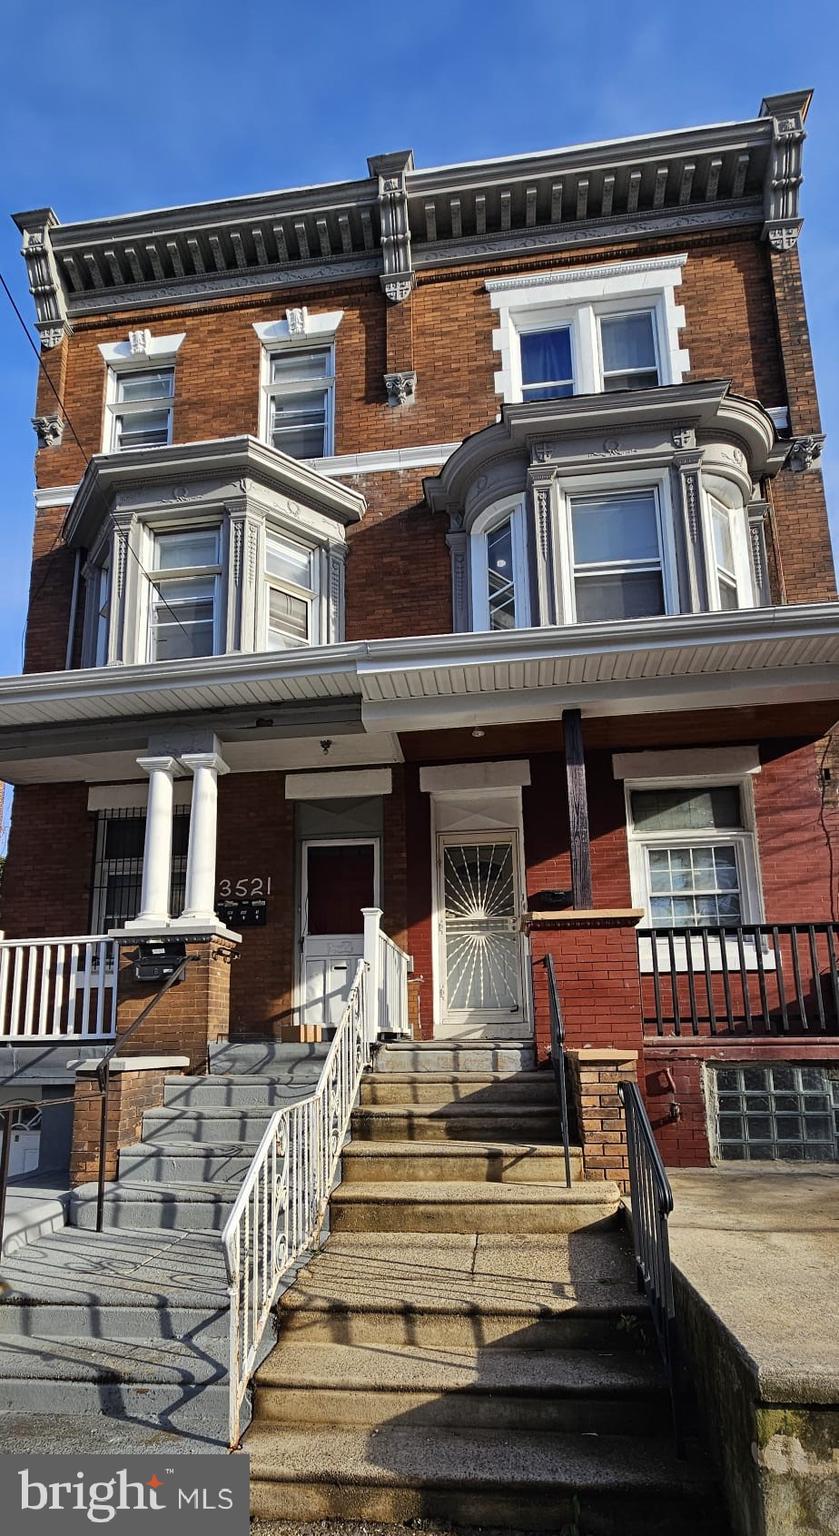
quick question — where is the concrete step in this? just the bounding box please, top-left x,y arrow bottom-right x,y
341,1140 -> 582,1184
330,1179 -> 621,1235
118,1142 -> 260,1184
375,1042 -> 535,1074
0,1299 -> 229,1341
0,1336 -> 229,1438
253,1340 -> 670,1435
209,1041 -> 329,1075
360,1071 -> 559,1107
352,1103 -> 562,1143
163,1072 -> 320,1107
142,1106 -> 276,1143
70,1180 -> 240,1232
246,1423 -> 724,1532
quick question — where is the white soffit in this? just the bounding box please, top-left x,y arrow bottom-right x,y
285,767 -> 392,800
612,747 -> 761,781
420,760 -> 531,795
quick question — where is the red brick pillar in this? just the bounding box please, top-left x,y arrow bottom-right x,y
567,1047 -> 639,1193
527,910 -> 645,1063
114,936 -> 237,1072
69,1056 -> 189,1186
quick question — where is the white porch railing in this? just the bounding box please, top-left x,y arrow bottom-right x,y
364,907 -> 412,1039
0,936 -> 118,1040
222,956 -> 372,1447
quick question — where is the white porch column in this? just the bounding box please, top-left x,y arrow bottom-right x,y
127,755 -> 178,928
178,751 -> 229,925
362,906 -> 383,1045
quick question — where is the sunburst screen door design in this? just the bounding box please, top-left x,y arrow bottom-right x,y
438,835 -> 523,1025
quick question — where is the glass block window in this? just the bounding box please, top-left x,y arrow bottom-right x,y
570,490 -> 665,623
629,782 -> 759,929
710,1064 -> 839,1162
520,328 -> 574,400
599,312 -> 659,391
90,808 -> 189,932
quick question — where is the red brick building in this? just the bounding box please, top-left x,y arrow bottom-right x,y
3,88 -> 838,1165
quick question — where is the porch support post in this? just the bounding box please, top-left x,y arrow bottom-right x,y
179,751 -> 229,925
127,756 -> 178,928
563,708 -> 593,909
362,906 -> 383,1045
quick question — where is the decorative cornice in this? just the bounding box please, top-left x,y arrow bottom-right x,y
369,150 -> 415,302
759,90 -> 811,249
486,255 -> 687,293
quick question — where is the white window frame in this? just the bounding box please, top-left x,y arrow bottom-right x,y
702,487 -> 755,612
254,310 -> 343,461
98,332 -> 185,454
625,773 -> 765,973
263,524 -> 320,650
143,524 -> 223,665
487,256 -> 689,404
106,366 -> 175,453
470,495 -> 531,633
553,468 -> 678,626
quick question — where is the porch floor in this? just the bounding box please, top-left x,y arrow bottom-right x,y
669,1165 -> 839,1401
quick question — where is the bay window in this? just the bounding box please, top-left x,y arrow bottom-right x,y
149,528 -> 220,662
569,489 -> 666,623
110,368 -> 174,451
265,528 -> 317,648
266,349 -> 334,458
472,499 -> 530,632
94,554 -> 111,666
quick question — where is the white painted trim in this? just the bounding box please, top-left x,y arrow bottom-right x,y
87,781 -> 192,811
285,767 -> 392,800
97,333 -> 185,365
552,467 -> 678,624
612,747 -> 761,781
470,495 -> 530,633
34,485 -> 78,510
488,255 -> 689,403
253,310 -> 344,346
420,760 -> 531,795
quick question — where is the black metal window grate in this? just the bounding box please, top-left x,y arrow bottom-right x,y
710,1063 -> 839,1162
90,807 -> 189,932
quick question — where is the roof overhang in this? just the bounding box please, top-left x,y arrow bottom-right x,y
63,435 -> 366,548
0,605 -> 836,781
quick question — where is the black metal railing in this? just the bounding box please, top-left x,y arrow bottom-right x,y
619,1078 -> 682,1455
538,953 -> 572,1189
94,955 -> 191,1231
638,923 -> 839,1037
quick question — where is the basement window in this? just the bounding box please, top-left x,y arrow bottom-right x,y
709,1063 -> 839,1162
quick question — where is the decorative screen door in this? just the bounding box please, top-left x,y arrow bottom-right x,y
438,834 -> 524,1025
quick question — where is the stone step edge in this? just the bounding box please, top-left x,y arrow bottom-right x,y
332,1180 -> 620,1204
71,1181 -> 242,1203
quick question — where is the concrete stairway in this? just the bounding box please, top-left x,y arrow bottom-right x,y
247,1038 -> 726,1533
0,1041 -> 325,1450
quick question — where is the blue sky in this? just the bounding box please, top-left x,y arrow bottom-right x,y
0,0 -> 837,698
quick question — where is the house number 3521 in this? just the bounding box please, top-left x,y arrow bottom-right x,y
217,877 -> 272,898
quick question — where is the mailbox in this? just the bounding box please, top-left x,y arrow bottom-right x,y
530,888 -> 574,911
216,898 -> 267,929
133,939 -> 187,983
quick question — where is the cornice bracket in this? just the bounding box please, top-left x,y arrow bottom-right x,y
369,150 -> 415,302
760,90 -> 812,249
786,433 -> 825,473
13,208 -> 71,348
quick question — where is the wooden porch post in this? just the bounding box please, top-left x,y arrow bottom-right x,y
563,708 -> 593,909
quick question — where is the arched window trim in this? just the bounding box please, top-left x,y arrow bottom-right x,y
470,494 -> 531,634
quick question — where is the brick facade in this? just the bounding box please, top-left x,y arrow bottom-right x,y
114,938 -> 236,1071
69,1061 -> 186,1186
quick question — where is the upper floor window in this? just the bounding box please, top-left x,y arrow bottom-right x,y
110,368 -> 174,451
599,311 -> 659,392
569,489 -> 665,623
94,554 -> 111,667
266,349 -> 334,459
471,499 -> 531,633
265,528 -> 317,648
149,528 -> 220,662
520,329 -> 574,400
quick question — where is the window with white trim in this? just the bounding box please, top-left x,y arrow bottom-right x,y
148,528 -> 221,662
569,489 -> 666,623
471,499 -> 531,633
265,528 -> 317,649
520,328 -> 575,400
598,311 -> 659,392
628,783 -> 760,928
109,368 -> 174,451
265,348 -> 334,458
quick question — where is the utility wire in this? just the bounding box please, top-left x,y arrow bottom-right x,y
0,268 -> 193,654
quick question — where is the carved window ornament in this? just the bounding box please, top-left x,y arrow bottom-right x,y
787,434 -> 825,473
32,413 -> 65,449
384,370 -> 417,407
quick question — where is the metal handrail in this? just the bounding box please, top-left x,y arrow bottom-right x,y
538,953 -> 572,1189
94,956 -> 191,1232
618,1078 -> 682,1455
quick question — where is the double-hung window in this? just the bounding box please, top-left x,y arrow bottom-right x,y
709,497 -> 740,611
520,328 -> 574,400
598,311 -> 659,391
110,368 -> 174,451
628,784 -> 757,929
266,349 -> 334,459
94,554 -> 112,666
569,489 -> 665,623
264,528 -> 317,649
149,528 -> 220,662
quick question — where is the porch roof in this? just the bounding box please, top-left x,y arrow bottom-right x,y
0,605 -> 837,782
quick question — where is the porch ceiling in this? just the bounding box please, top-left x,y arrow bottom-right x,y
0,605 -> 837,782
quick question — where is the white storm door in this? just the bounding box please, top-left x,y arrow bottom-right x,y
438,834 -> 524,1025
300,838 -> 378,1031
